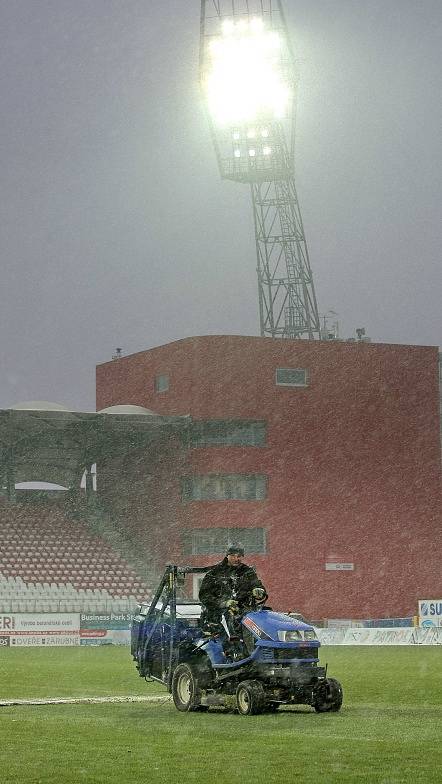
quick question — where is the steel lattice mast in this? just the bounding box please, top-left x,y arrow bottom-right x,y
200,0 -> 320,339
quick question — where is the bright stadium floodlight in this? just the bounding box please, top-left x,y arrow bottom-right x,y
200,1 -> 296,183
205,18 -> 289,127
200,0 -> 320,341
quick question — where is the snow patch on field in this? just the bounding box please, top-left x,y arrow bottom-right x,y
0,695 -> 171,707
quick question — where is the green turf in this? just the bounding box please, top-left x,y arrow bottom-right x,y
0,646 -> 441,783
0,646 -> 163,699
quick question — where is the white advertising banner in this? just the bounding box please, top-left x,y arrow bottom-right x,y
314,628 -> 347,645
343,628 -> 414,645
418,600 -> 442,628
6,634 -> 80,647
316,627 -> 442,645
0,613 -> 80,647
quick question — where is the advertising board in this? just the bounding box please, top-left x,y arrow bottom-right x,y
0,613 -> 80,647
316,627 -> 442,645
79,612 -> 133,645
418,600 -> 442,627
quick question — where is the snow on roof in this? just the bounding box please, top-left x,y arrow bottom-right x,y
98,404 -> 158,416
10,401 -> 74,412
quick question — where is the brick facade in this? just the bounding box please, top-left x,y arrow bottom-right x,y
96,336 -> 442,619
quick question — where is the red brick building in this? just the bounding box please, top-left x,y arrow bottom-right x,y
96,335 -> 441,620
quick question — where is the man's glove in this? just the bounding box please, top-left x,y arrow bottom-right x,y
252,587 -> 266,601
224,599 -> 239,614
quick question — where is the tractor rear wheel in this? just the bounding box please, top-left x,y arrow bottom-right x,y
313,677 -> 343,713
236,680 -> 266,716
172,664 -> 204,712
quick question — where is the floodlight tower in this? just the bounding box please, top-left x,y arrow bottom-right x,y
200,0 -> 320,339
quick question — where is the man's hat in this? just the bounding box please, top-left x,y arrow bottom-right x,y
226,544 -> 245,556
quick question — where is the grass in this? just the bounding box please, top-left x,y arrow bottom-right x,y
0,646 -> 441,783
0,646 -> 162,700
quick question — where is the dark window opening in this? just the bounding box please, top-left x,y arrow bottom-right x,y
181,474 -> 267,502
276,367 -> 308,387
154,374 -> 169,393
191,420 -> 266,447
183,527 -> 267,555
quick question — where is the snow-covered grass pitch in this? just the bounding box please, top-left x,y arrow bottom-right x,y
0,646 -> 440,783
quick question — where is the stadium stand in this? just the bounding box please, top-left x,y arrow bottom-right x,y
0,499 -> 152,612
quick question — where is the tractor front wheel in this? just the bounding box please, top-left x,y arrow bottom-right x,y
172,664 -> 204,712
236,680 -> 266,716
313,677 -> 343,713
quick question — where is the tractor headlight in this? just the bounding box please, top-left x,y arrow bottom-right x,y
277,630 -> 302,642
303,630 -> 318,641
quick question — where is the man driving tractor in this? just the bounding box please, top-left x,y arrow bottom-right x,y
198,544 -> 268,634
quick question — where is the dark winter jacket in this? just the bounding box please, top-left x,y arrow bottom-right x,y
199,558 -> 267,613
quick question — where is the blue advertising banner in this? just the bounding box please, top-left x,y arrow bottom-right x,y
79,612 -> 134,645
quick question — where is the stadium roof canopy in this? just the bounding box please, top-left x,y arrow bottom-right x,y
0,403 -> 190,490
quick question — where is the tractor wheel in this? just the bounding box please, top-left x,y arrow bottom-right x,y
172,664 -> 204,712
236,680 -> 266,716
313,677 -> 343,713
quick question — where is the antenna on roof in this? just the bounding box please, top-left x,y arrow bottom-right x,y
112,348 -> 123,360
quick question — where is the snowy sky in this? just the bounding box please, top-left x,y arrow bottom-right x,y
0,0 -> 441,411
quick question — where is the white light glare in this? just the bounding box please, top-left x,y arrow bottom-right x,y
250,18 -> 264,34
232,131 -> 241,140
249,149 -> 256,157
221,20 -> 235,36
205,17 -> 290,126
263,146 -> 272,155
234,149 -> 241,158
261,128 -> 269,138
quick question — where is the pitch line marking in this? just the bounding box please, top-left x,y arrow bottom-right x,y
0,695 -> 171,707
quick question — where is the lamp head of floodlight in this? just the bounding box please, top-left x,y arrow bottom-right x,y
203,16 -> 291,128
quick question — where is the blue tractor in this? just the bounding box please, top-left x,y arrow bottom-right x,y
131,564 -> 343,715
